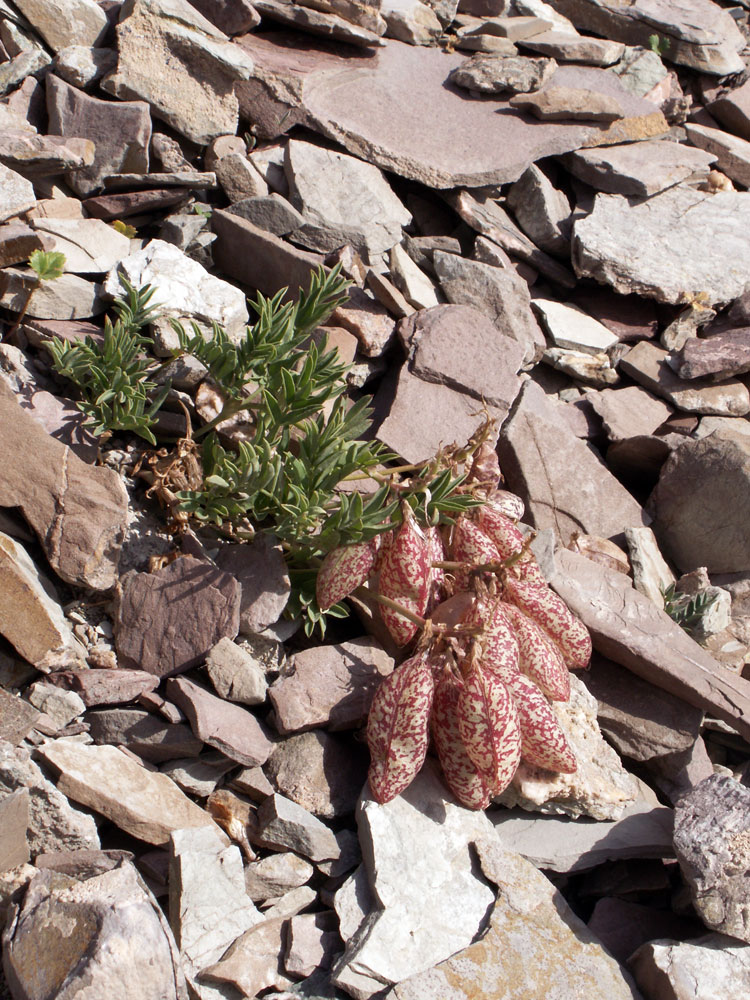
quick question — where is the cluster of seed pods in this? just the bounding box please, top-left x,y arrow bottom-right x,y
315,491 -> 592,810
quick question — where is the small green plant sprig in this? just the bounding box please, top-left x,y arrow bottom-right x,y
4,250 -> 66,341
46,279 -> 171,445
48,264 -> 483,634
662,582 -> 718,634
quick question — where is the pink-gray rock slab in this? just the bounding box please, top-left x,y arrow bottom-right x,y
709,78 -> 750,141
497,379 -> 648,545
215,535 -> 290,634
331,285 -> 396,357
82,187 -> 191,221
45,668 -> 159,706
166,676 -> 274,767
185,0 -> 260,35
0,688 -> 40,746
588,385 -> 673,442
672,329 -> 750,382
269,636 -> 394,734
375,363 -> 505,466
685,121 -> 750,188
114,556 -> 241,678
573,186 -> 750,307
519,30 -> 625,67
86,708 -> 204,763
234,33 -> 666,188
46,73 -> 151,197
551,0 -> 744,76
253,0 -> 385,46
619,340 -> 750,417
550,548 -> 750,743
509,85 -> 625,121
0,788 -> 29,873
564,139 -> 716,198
285,911 -> 340,978
400,303 -> 525,409
211,208 -> 324,299
0,222 -> 52,267
0,380 -> 128,590
570,285 -> 658,342
256,792 -> 341,861
649,432 -> 750,574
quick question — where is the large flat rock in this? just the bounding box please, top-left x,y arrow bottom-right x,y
235,32 -> 666,188
573,186 -> 750,306
549,548 -> 750,743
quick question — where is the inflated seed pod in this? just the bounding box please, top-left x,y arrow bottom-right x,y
366,653 -> 435,804
466,598 -> 519,683
378,505 -> 431,646
510,551 -> 548,589
432,664 -> 491,810
450,516 -> 502,591
476,504 -> 525,561
507,673 -> 577,773
489,489 -> 525,522
456,658 -> 521,795
316,536 -> 381,610
500,602 -> 570,702
503,574 -> 592,671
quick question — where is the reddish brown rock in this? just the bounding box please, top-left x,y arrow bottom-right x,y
0,788 -> 29,873
82,188 -> 190,220
550,548 -> 750,742
0,380 -> 128,590
184,0 -> 260,34
45,668 -> 160,706
710,78 -> 750,141
672,329 -> 750,381
497,379 -> 648,545
570,286 -> 658,342
331,285 -> 396,357
216,535 -> 291,634
0,222 -> 52,267
114,556 -> 241,678
269,637 -> 394,734
265,730 -> 368,818
0,688 -> 40,746
166,676 -> 274,766
588,386 -> 673,442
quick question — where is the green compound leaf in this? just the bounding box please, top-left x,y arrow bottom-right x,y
29,249 -> 66,281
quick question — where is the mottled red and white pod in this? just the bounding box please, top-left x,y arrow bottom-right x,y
477,504 -> 525,561
425,525 -> 447,613
507,674 -> 577,773
316,536 -> 381,610
432,665 -> 491,810
451,516 -> 501,591
378,506 -> 431,646
466,598 -> 519,683
489,489 -> 525,522
366,653 -> 435,803
503,574 -> 592,671
456,660 -> 521,795
511,551 -> 548,589
467,436 -> 501,488
501,602 -> 570,702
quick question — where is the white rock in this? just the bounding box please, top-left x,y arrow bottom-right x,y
497,674 -> 641,820
388,242 -> 440,310
285,139 -> 411,259
104,239 -> 248,341
629,932 -> 750,1000
625,525 -> 676,607
332,762 -> 496,997
0,162 -> 35,223
169,826 -> 262,992
27,682 -> 85,729
205,637 -> 268,706
30,218 -> 132,274
533,297 -> 619,354
382,0 -> 443,45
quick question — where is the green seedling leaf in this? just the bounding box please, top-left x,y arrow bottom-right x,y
29,249 -> 66,281
111,219 -> 138,238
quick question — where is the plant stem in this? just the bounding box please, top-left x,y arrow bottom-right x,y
4,277 -> 40,341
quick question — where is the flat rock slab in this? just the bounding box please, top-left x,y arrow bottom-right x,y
549,548 -> 750,743
37,739 -> 227,846
215,534 -> 290,634
0,789 -> 29,873
619,340 -> 750,417
491,797 -> 674,873
497,379 -> 648,545
87,708 -> 203,763
551,0 -> 744,75
673,328 -> 750,381
13,0 -> 108,52
0,380 -> 128,590
333,763 -> 496,996
0,267 -> 103,320
114,556 -> 241,678
235,33 -> 666,188
47,668 -> 159,706
0,688 -> 40,746
573,186 -> 750,306
4,861 -> 188,1000
0,531 -> 86,672
166,676 -> 274,767
589,385 -> 673,442
393,837 -> 643,1000
532,297 -> 618,354
256,793 -> 341,862
686,121 -> 750,188
269,636 -> 394,733
674,774 -> 750,943
29,218 -> 132,274
649,433 -> 750,574
564,139 -> 716,197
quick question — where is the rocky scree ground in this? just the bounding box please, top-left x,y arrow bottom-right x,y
4,0 -> 750,998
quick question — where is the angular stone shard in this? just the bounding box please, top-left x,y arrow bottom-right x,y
102,0 -> 256,144
254,0 -> 385,46
497,380 -> 647,546
0,689 -> 40,747
0,531 -> 86,671
30,218 -> 132,274
519,29 -> 625,66
234,35 -> 666,188
392,837 -> 644,1000
256,793 -> 341,861
0,267 -> 103,320
573,186 -> 750,306
3,860 -> 189,1000
0,789 -> 29,874
87,708 -> 203,763
550,0 -> 744,75
12,0 -> 108,52
0,380 -> 128,590
673,774 -> 750,944
629,931 -> 750,1000
564,139 -> 716,197
114,557 -> 241,678
37,739 -> 227,846
550,548 -> 750,743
